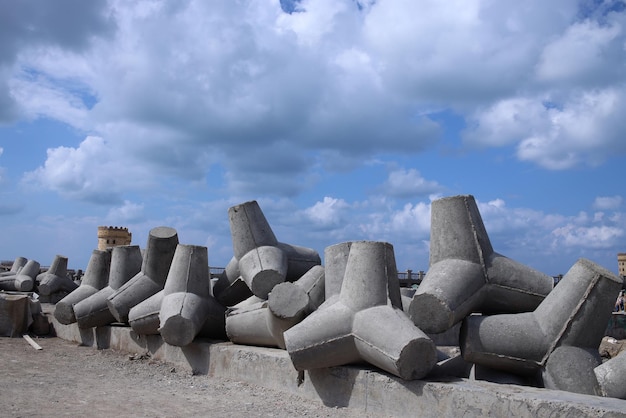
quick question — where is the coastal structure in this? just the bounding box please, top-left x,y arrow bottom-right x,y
97,226 -> 132,251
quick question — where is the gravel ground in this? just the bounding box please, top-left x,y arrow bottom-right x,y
0,336 -> 388,418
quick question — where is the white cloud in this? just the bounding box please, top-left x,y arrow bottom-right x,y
5,0 -> 624,203
552,224 -> 624,249
389,202 -> 431,237
106,200 -> 145,223
536,19 -> 624,87
380,168 -> 443,198
465,88 -> 626,169
463,98 -> 550,147
304,196 -> 349,228
593,195 -> 623,210
21,135 -> 156,203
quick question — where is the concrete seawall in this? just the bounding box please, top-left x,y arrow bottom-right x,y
44,304 -> 626,417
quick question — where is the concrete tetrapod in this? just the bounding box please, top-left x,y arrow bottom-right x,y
54,250 -> 111,325
408,195 -> 554,334
37,255 -> 77,296
128,290 -> 163,335
159,244 -> 226,346
212,256 -> 253,307
225,265 -> 325,349
595,349 -> 626,399
324,242 -> 402,310
74,245 -> 142,328
228,201 -> 321,299
107,226 -> 178,323
0,259 -> 40,291
461,258 -> 622,394
0,256 -> 27,277
225,299 -> 287,348
284,241 -> 437,381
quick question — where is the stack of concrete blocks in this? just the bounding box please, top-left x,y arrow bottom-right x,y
0,257 -> 27,277
461,258 -> 622,395
217,201 -> 321,303
225,265 -> 325,349
408,195 -> 554,335
222,201 -> 323,348
128,244 -> 226,346
284,241 -> 437,380
73,245 -> 143,328
0,258 -> 40,292
37,255 -> 78,303
54,250 -> 111,324
107,226 -> 178,323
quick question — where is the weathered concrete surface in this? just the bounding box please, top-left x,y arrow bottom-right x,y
46,306 -> 626,417
54,250 -> 110,324
409,195 -> 553,334
74,245 -> 142,328
461,258 -> 622,381
0,256 -> 27,276
107,226 -> 178,323
227,201 -> 321,299
596,349 -> 626,399
37,255 -> 76,296
159,244 -> 226,346
0,259 -> 40,292
225,265 -> 325,349
284,241 -> 436,381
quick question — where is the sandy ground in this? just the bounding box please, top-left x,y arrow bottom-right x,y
0,336 -> 387,418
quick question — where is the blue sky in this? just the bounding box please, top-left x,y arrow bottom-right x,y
0,0 -> 625,276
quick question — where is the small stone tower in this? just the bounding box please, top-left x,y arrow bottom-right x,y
618,253 -> 626,282
97,226 -> 132,251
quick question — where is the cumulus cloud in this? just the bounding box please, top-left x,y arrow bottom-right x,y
536,18 -> 625,87
0,0 -> 113,122
20,135 -> 159,203
304,196 -> 350,229
465,88 -> 626,169
4,0 -> 625,202
106,200 -> 145,223
552,224 -> 624,249
379,168 -> 443,198
593,195 -> 623,210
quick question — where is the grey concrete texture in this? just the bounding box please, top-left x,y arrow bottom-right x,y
212,256 -> 254,307
268,264 -> 325,320
542,346 -> 603,396
74,245 -> 143,329
0,258 -> 40,291
461,258 -> 623,378
107,226 -> 178,323
37,255 -> 77,296
225,299 -> 298,348
409,195 -> 554,334
225,266 -> 325,349
53,250 -> 111,325
0,256 -> 27,276
238,245 -> 288,298
324,242 -> 352,300
228,200 -> 279,258
284,241 -> 437,380
324,241 -> 402,310
159,244 -> 226,346
227,201 -> 321,299
128,290 -> 163,335
596,349 -> 626,399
